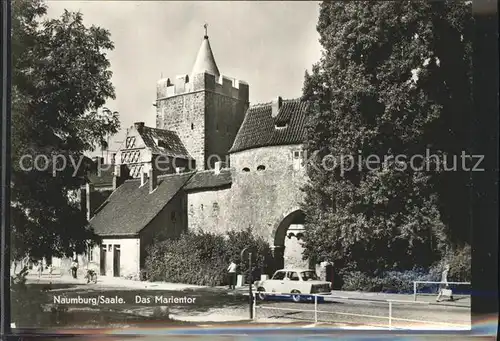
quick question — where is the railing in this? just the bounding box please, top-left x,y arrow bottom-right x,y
252,292 -> 470,330
413,281 -> 471,301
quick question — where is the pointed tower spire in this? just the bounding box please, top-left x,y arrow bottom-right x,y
191,24 -> 220,79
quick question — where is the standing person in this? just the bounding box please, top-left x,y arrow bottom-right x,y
71,258 -> 79,279
436,264 -> 454,302
227,259 -> 237,290
48,263 -> 53,280
37,261 -> 43,278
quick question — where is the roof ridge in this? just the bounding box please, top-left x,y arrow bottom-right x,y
142,125 -> 177,135
158,171 -> 196,179
249,101 -> 272,108
249,97 -> 302,109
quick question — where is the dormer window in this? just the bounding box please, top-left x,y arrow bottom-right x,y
275,123 -> 287,129
158,140 -> 168,149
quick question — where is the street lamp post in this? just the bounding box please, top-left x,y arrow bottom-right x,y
241,247 -> 254,319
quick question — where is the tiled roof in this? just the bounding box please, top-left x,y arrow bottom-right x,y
139,126 -> 193,159
229,98 -> 309,153
90,172 -> 195,236
184,169 -> 232,191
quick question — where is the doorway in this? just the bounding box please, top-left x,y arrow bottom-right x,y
100,245 -> 106,276
113,245 -> 121,277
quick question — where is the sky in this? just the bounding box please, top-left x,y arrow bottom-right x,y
46,1 -> 323,156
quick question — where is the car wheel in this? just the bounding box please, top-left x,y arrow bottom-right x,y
291,290 -> 302,303
257,287 -> 267,300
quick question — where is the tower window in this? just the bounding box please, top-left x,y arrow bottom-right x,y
257,165 -> 266,171
201,204 -> 204,210
191,123 -> 194,130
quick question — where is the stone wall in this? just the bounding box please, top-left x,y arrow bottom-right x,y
228,144 -> 307,244
204,91 -> 247,169
187,186 -> 233,235
187,144 -> 308,272
156,72 -> 249,170
156,92 -> 206,170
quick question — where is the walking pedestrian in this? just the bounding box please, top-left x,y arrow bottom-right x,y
71,258 -> 79,279
227,259 -> 237,290
436,264 -> 454,302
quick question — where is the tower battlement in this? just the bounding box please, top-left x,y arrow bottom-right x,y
157,72 -> 249,102
155,27 -> 250,171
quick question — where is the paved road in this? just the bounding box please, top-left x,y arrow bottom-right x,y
253,295 -> 471,329
24,275 -> 471,329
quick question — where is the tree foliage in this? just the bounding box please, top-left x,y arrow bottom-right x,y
11,0 -> 120,260
301,1 -> 472,275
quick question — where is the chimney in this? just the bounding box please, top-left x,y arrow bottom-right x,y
149,168 -> 158,193
85,183 -> 94,221
140,171 -> 147,186
214,161 -> 223,174
271,96 -> 282,118
134,122 -> 145,132
113,164 -> 129,190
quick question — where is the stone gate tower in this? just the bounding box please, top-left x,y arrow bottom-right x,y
155,27 -> 249,170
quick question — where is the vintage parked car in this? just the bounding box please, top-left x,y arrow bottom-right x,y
254,268 -> 332,302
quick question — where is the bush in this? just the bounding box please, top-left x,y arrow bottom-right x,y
143,228 -> 273,286
429,244 -> 471,282
11,267 -> 49,327
342,271 -> 383,292
341,244 -> 471,294
342,269 -> 435,293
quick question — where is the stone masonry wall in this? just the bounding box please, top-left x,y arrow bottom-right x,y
187,186 -> 233,235
156,92 -> 206,170
157,72 -> 249,171
204,91 -> 248,169
188,144 -> 307,246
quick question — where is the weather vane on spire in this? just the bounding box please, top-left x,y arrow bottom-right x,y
204,23 -> 208,37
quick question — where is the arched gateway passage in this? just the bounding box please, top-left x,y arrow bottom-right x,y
271,209 -> 312,271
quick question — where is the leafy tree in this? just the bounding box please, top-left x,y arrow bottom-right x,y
11,0 -> 120,261
301,1 -> 472,275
